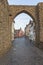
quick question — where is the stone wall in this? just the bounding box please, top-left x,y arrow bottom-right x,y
38,3 -> 43,42
38,3 -> 43,49
0,0 -> 11,56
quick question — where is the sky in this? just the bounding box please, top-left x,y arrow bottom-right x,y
14,13 -> 32,31
8,0 -> 43,31
8,0 -> 43,5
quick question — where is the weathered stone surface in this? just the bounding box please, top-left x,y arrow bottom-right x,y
0,0 -> 11,56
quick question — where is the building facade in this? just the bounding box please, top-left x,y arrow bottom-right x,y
29,21 -> 35,41
25,20 -> 35,41
25,24 -> 30,37
14,28 -> 24,38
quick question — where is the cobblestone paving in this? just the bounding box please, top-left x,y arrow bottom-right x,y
0,37 -> 43,65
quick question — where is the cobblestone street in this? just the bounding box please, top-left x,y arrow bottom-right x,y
0,37 -> 43,65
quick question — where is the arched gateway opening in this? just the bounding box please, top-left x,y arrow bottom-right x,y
9,9 -> 37,43
11,11 -> 36,42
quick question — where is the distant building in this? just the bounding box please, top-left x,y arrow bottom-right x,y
14,29 -> 20,38
29,20 -> 35,41
25,23 -> 30,37
14,28 -> 24,38
19,28 -> 24,37
25,20 -> 35,41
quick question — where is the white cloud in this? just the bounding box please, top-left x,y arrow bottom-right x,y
14,13 -> 33,31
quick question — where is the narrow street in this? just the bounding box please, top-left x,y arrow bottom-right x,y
0,37 -> 43,65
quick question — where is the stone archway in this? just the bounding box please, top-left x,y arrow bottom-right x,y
11,11 -> 36,41
9,5 -> 39,46
0,0 -> 43,56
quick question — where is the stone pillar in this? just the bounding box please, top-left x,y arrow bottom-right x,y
38,3 -> 43,48
0,0 -> 11,56
35,5 -> 40,47
9,16 -> 13,41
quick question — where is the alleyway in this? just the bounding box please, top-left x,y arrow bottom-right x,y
0,37 -> 43,65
